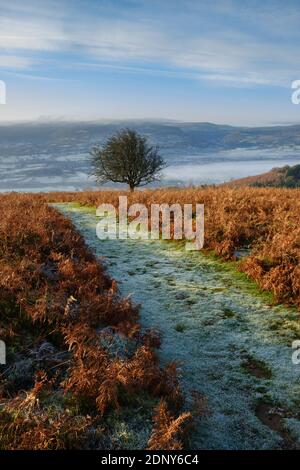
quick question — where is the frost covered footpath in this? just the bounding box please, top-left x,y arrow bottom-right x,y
55,203 -> 300,450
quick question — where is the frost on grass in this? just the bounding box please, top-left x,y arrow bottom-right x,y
56,204 -> 300,450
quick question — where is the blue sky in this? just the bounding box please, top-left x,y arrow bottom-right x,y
0,0 -> 300,125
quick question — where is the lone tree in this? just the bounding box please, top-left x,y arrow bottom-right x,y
91,129 -> 165,191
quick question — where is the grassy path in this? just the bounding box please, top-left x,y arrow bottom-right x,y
56,204 -> 300,449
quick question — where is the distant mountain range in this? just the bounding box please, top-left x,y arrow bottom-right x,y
1,120 -> 300,192
1,120 -> 300,156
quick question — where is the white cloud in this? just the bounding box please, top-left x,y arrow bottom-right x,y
1,70 -> 76,81
0,0 -> 299,86
0,16 -> 67,50
0,55 -> 33,69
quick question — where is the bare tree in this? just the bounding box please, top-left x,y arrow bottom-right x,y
90,129 -> 165,191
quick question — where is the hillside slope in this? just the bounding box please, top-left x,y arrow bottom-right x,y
226,164 -> 300,188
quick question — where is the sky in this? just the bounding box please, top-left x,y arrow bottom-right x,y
0,0 -> 300,125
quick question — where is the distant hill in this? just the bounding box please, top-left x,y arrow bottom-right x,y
227,164 -> 300,188
1,120 -> 300,156
1,119 -> 300,191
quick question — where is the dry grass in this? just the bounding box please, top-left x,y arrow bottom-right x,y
36,185 -> 300,309
2,185 -> 299,448
0,193 -> 190,450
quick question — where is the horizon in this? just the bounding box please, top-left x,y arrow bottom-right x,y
1,0 -> 300,125
1,118 -> 300,129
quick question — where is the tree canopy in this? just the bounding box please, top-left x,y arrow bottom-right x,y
91,129 -> 165,190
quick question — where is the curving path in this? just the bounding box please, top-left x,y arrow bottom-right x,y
55,203 -> 300,450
